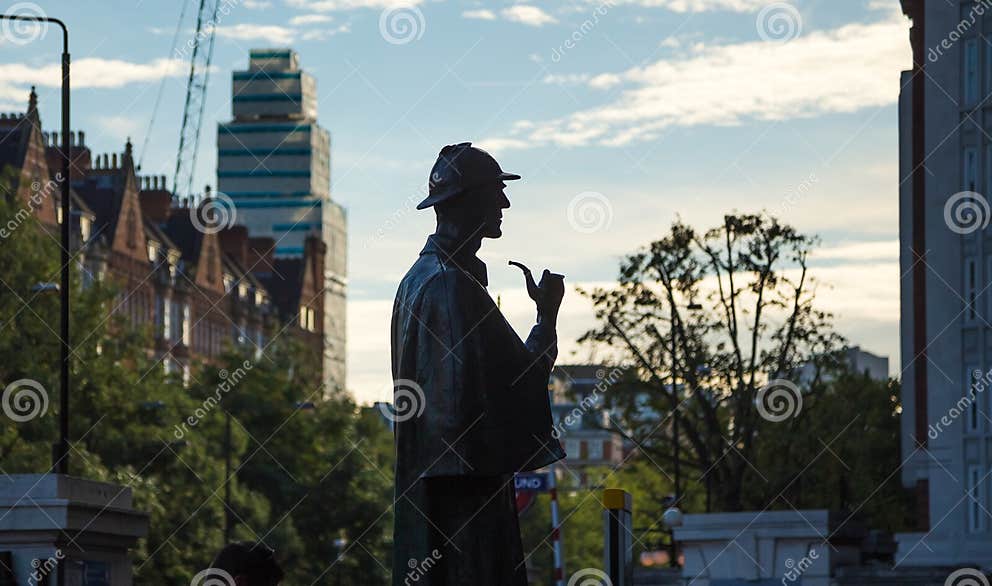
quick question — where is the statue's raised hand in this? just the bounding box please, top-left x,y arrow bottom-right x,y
509,260 -> 564,321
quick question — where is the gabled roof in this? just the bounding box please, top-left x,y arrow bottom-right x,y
257,257 -> 305,320
144,217 -> 178,252
0,88 -> 38,175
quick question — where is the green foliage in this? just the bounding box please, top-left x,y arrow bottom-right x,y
577,212 -> 911,540
520,461 -> 683,580
750,373 -> 911,532
0,171 -> 394,584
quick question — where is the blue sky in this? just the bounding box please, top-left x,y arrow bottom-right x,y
1,0 -> 910,403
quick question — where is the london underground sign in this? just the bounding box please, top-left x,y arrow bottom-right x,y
514,472 -> 550,492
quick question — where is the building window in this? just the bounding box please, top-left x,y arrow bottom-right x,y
969,465 -> 986,533
587,439 -> 604,460
965,147 -> 979,192
299,306 -> 316,331
967,365 -> 981,433
966,257 -> 978,324
181,303 -> 191,346
987,39 -> 992,96
965,38 -> 980,106
156,294 -> 172,340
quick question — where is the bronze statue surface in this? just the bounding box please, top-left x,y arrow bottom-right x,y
390,143 -> 565,586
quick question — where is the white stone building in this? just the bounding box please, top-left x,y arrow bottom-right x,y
897,0 -> 992,567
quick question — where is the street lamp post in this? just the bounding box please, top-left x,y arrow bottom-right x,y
2,13 -> 70,586
0,13 -> 72,476
224,410 -> 232,543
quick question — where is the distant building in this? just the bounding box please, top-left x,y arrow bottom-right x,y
549,365 -> 626,486
844,346 -> 890,381
795,346 -> 890,386
0,88 -> 329,383
217,48 -> 347,393
898,1 -> 992,567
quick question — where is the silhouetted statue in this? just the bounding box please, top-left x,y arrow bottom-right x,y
391,143 -> 566,585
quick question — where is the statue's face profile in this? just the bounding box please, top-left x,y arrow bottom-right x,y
476,181 -> 511,239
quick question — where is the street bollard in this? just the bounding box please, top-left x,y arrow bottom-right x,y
603,488 -> 633,586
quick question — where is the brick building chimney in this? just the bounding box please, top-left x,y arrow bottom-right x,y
219,225 -> 250,266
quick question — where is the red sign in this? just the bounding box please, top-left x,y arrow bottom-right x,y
516,489 -> 537,514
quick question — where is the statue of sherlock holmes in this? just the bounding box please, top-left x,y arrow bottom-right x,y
390,143 -> 566,585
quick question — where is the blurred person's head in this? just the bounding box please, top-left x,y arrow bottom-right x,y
209,541 -> 283,586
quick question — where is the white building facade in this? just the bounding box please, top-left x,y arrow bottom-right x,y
217,49 -> 347,389
897,0 -> 992,567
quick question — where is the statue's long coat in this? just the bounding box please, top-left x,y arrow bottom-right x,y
390,234 -> 565,586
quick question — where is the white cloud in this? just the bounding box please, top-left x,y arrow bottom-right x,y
214,23 -> 297,44
290,13 -> 334,25
812,240 -> 898,262
463,9 -> 497,20
286,0 -> 420,11
597,0 -> 773,11
243,0 -> 273,8
501,5 -> 558,26
300,23 -> 352,40
487,14 -> 911,150
0,58 -> 186,90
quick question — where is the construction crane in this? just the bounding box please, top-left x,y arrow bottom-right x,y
172,0 -> 220,202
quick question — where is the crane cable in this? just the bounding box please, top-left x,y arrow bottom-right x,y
137,0 -> 191,171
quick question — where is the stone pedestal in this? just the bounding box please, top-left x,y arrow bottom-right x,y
673,510 -> 865,586
0,474 -> 149,586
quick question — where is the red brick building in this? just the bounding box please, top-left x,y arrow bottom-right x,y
0,88 -> 331,386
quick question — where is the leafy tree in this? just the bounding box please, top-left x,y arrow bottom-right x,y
579,213 -> 843,512
752,372 -> 911,531
0,170 -> 394,584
